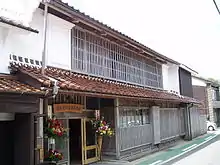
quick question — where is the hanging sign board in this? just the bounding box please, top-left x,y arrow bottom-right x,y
54,104 -> 83,113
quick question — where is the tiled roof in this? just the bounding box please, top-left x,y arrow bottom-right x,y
0,16 -> 39,33
0,74 -> 43,94
10,64 -> 200,104
50,0 -> 179,65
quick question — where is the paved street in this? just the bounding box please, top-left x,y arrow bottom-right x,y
133,133 -> 218,165
173,139 -> 220,165
92,131 -> 220,165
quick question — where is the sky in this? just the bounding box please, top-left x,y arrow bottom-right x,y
63,0 -> 220,79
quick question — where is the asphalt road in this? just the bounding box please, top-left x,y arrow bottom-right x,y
173,138 -> 220,165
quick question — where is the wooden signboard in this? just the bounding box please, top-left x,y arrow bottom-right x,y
54,104 -> 83,113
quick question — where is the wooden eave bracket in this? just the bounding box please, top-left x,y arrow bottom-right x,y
72,18 -> 80,23
100,31 -> 107,36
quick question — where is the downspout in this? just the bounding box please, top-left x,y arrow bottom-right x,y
187,103 -> 193,140
41,0 -> 49,75
39,79 -> 59,163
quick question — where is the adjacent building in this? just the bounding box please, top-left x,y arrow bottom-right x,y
192,75 -> 220,126
0,1 -> 205,165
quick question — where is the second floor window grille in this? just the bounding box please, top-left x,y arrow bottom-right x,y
71,28 -> 163,88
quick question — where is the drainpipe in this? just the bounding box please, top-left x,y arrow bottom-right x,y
187,103 -> 193,140
41,0 -> 49,75
39,80 -> 59,163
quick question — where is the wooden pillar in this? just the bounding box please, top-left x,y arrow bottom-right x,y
30,113 -> 35,165
114,98 -> 120,159
37,98 -> 44,163
184,104 -> 193,140
150,106 -> 161,145
43,98 -> 49,155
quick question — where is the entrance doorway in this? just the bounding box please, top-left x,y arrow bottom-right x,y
0,114 -> 32,165
68,118 -> 99,165
69,119 -> 82,165
0,121 -> 14,165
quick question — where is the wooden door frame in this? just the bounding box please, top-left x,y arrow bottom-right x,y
81,118 -> 99,165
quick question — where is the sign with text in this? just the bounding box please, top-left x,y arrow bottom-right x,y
54,104 -> 83,113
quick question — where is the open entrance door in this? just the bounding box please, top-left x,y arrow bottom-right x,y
81,118 -> 99,165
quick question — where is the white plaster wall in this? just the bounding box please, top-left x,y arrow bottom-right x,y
192,77 -> 206,87
5,9 -> 43,61
162,64 -> 169,90
168,65 -> 180,93
0,27 -> 11,74
47,13 -> 74,69
0,8 -> 74,74
162,64 -> 180,94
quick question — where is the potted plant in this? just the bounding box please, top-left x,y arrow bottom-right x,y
43,116 -> 67,164
44,116 -> 67,140
91,116 -> 114,159
44,149 -> 63,163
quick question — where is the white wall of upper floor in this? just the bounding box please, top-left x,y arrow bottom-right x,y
192,77 -> 207,87
0,7 -> 181,93
162,63 -> 180,94
0,8 -> 74,74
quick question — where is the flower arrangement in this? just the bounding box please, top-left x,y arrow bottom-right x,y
91,116 -> 114,137
44,116 -> 67,139
44,149 -> 63,162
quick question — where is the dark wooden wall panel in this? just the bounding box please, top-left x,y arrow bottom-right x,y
14,114 -> 33,165
0,94 -> 39,113
0,121 -> 14,165
179,68 -> 193,97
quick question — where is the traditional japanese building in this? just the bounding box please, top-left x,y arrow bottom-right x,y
0,1 -> 205,165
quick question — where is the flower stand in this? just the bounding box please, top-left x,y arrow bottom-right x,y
97,135 -> 103,160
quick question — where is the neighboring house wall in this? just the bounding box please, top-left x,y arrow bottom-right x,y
192,76 -> 209,116
207,85 -> 215,122
191,76 -> 207,135
192,77 -> 206,87
192,76 -> 216,122
179,67 -> 193,97
192,85 -> 208,115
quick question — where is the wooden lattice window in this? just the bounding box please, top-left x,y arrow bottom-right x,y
71,27 -> 163,88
